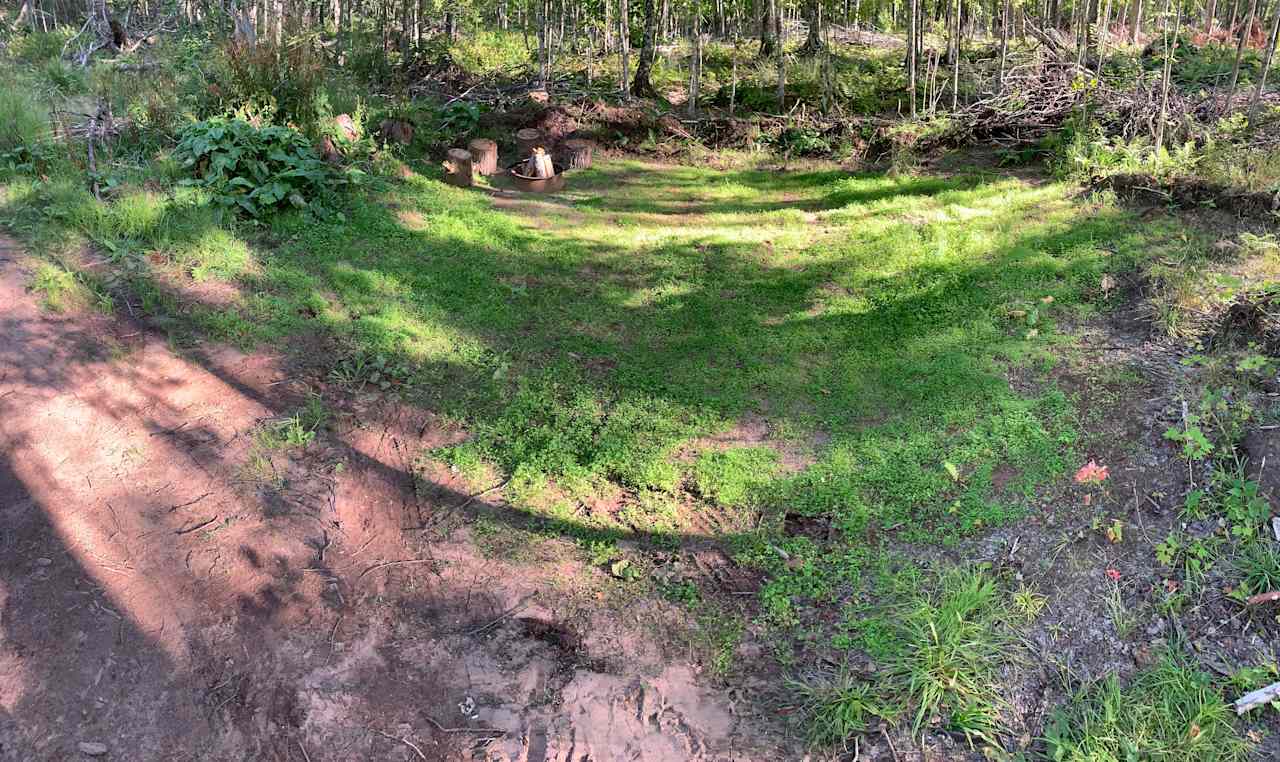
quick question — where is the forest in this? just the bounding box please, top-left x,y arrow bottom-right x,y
2,0 -> 1280,758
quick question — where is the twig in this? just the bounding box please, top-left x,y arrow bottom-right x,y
423,715 -> 506,735
452,478 -> 511,511
880,725 -> 900,762
169,491 -> 211,512
357,558 -> 435,581
369,728 -> 427,760
296,739 -> 312,762
174,515 -> 219,535
464,592 -> 536,637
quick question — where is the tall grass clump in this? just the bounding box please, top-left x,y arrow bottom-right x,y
0,87 -> 49,155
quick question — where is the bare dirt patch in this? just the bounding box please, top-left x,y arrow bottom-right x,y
0,237 -> 789,761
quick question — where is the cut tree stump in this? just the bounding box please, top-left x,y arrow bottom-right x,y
525,148 -> 555,179
515,128 -> 545,159
443,148 -> 473,187
558,138 -> 594,170
468,138 -> 498,175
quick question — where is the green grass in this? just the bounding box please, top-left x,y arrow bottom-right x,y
1045,654 -> 1249,762
4,158 -> 1180,549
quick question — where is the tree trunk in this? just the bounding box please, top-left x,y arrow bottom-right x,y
619,0 -> 632,97
951,0 -> 961,110
1250,3 -> 1280,115
908,0 -> 918,115
1155,2 -> 1181,152
775,0 -> 786,109
760,0 -> 777,58
801,0 -> 824,54
688,9 -> 702,115
998,0 -> 1010,89
632,0 -> 658,95
1226,0 -> 1257,109
1129,0 -> 1143,41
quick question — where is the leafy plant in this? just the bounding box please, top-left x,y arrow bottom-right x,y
174,117 -> 353,216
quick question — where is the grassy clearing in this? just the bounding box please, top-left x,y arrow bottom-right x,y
1,56 -> 1264,752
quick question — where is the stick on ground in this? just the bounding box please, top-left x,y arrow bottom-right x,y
1234,680 -> 1280,715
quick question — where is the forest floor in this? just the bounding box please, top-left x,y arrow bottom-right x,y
3,157 -> 1280,760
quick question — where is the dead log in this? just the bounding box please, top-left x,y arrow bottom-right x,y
443,148 -> 473,187
558,138 -> 594,170
515,128 -> 545,159
468,138 -> 498,175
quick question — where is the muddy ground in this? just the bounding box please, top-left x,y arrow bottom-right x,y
0,235 -> 791,761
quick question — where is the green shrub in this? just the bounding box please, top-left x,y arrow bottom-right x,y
448,30 -> 531,77
217,38 -> 325,128
40,58 -> 87,95
0,86 -> 49,155
10,29 -> 72,63
174,117 -> 353,216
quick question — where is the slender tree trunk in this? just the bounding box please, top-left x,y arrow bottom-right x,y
908,0 -> 918,115
1129,0 -> 1143,41
1097,0 -> 1113,71
1251,2 -> 1280,114
1155,2 -> 1181,152
1205,0 -> 1218,31
951,0 -> 961,110
688,9 -> 702,115
619,0 -> 632,97
1227,0 -> 1257,109
998,0 -> 1010,89
776,0 -> 786,108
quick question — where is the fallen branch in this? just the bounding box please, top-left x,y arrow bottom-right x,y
1234,680 -> 1280,715
464,592 -> 536,637
1246,590 -> 1280,605
357,558 -> 435,581
369,728 -> 427,760
424,715 -> 505,735
174,515 -> 219,535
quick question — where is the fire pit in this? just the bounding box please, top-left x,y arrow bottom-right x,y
506,162 -> 566,193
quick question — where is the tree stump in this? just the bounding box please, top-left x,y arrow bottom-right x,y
515,128 -> 545,159
468,138 -> 498,175
525,148 -> 555,179
443,148 -> 473,187
558,138 -> 594,170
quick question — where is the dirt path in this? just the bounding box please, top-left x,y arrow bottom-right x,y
0,238 -> 783,761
